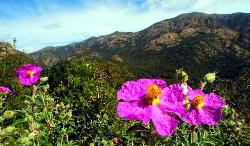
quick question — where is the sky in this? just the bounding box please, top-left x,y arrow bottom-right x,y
0,0 -> 250,53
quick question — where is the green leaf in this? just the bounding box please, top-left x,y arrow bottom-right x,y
11,119 -> 26,126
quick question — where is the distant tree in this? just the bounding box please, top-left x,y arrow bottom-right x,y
12,38 -> 17,48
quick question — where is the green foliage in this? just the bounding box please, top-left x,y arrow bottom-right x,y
0,55 -> 249,145
0,54 -> 33,110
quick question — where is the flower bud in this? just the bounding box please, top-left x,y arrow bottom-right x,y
65,111 -> 72,119
25,115 -> 34,123
42,84 -> 50,92
112,137 -> 119,145
181,83 -> 188,95
176,68 -> 188,83
204,72 -> 216,83
31,130 -> 40,137
229,120 -> 236,127
40,77 -> 48,82
3,110 -> 15,119
60,102 -> 65,109
222,105 -> 229,116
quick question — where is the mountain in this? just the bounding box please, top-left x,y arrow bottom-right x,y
31,12 -> 250,80
0,42 -> 23,59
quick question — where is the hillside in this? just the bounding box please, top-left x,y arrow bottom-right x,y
0,42 -> 23,59
31,12 -> 250,80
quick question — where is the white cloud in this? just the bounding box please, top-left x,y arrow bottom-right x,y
193,0 -> 215,10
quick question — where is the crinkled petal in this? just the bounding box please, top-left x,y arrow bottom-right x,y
151,106 -> 178,136
14,64 -> 42,86
181,107 -> 223,126
199,107 -> 223,125
137,78 -> 167,90
30,74 -> 40,84
204,93 -> 225,109
117,81 -> 146,101
159,86 -> 184,116
117,101 -> 152,122
19,77 -> 33,86
181,109 -> 203,126
187,88 -> 205,101
0,86 -> 13,95
33,66 -> 42,74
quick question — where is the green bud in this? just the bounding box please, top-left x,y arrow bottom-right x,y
41,84 -> 50,92
176,68 -> 188,83
89,143 -> 95,146
204,72 -> 216,83
3,110 -> 15,119
103,114 -> 108,120
65,111 -> 72,119
60,102 -> 65,108
25,115 -> 34,123
229,120 -> 236,127
40,77 -> 48,82
222,105 -> 229,116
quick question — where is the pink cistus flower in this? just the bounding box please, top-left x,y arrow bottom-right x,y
164,84 -> 226,126
31,130 -> 40,137
14,64 -> 42,86
117,79 -> 178,136
0,86 -> 13,95
112,137 -> 119,145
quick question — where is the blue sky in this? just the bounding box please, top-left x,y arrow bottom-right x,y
0,0 -> 250,53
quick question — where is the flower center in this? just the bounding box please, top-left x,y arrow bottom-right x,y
26,70 -> 34,77
145,84 -> 162,106
191,95 -> 204,109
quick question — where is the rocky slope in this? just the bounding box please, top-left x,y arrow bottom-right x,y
31,12 -> 250,80
0,42 -> 22,59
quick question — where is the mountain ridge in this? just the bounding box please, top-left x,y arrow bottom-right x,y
31,12 -> 250,80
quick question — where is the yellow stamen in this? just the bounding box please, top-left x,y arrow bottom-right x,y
26,70 -> 34,77
145,84 -> 162,106
191,95 -> 204,109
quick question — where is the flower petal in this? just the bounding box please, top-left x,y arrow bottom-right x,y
137,78 -> 167,90
117,81 -> 145,101
159,86 -> 184,116
187,88 -> 205,102
199,107 -> 223,125
151,106 -> 178,136
117,101 -> 151,122
204,93 -> 225,109
181,109 -> 203,126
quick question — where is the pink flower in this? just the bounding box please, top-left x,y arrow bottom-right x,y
14,64 -> 42,86
31,130 -> 40,137
112,137 -> 119,145
0,86 -> 13,95
165,84 -> 226,126
117,79 -> 178,136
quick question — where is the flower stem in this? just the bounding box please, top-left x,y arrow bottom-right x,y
191,125 -> 196,143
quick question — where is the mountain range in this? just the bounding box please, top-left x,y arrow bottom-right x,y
26,12 -> 250,80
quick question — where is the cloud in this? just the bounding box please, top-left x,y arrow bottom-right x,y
193,0 -> 215,10
0,0 -> 250,53
44,23 -> 62,29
